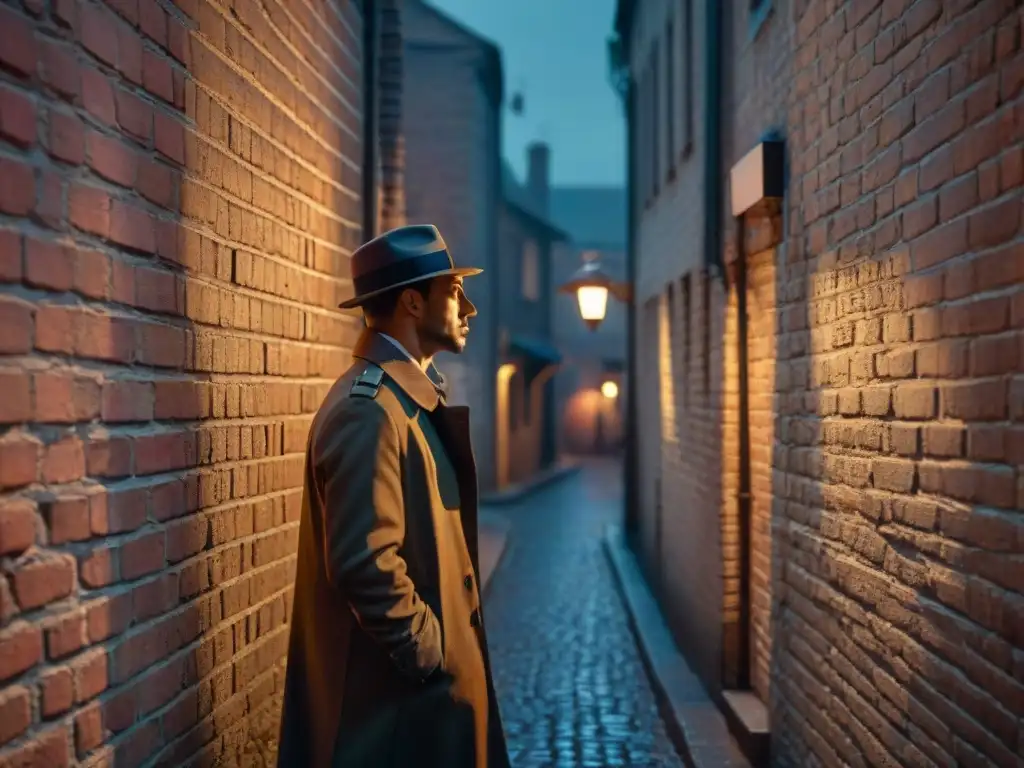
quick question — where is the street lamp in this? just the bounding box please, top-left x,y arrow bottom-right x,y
557,259 -> 632,331
601,380 -> 619,399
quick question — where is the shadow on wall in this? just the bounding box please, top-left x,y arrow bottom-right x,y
640,265 -> 731,689
0,2 -> 364,766
641,210 -> 780,712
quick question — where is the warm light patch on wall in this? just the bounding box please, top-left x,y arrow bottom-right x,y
659,289 -> 679,444
495,363 -> 517,489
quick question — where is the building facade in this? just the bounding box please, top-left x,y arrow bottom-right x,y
401,0 -> 504,493
617,0 -> 1024,765
549,186 -> 628,456
496,145 -> 566,487
0,0 -> 402,764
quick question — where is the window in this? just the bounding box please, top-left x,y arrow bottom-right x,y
681,0 -> 694,155
702,271 -> 711,397
659,286 -> 678,444
637,70 -> 648,208
681,274 -> 691,410
521,239 -> 539,301
665,18 -> 675,173
650,43 -> 660,198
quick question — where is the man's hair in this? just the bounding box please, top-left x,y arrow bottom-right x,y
361,278 -> 433,325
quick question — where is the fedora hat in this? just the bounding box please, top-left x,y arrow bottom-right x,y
339,224 -> 482,309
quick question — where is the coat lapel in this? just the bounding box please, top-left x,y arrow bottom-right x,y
429,404 -> 481,576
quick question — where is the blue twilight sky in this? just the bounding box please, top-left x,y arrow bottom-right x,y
426,0 -> 625,187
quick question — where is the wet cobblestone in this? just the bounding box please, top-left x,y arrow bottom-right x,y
483,460 -> 685,768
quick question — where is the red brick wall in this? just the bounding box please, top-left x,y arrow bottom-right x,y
773,0 -> 1024,765
0,0 -> 372,764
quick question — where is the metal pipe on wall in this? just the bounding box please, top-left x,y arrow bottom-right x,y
361,0 -> 379,242
702,0 -> 724,276
624,74 -> 640,544
734,215 -> 752,692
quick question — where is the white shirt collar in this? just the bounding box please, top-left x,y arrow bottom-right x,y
378,333 -> 418,365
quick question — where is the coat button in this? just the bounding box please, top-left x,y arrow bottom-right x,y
463,574 -> 473,590
469,610 -> 481,628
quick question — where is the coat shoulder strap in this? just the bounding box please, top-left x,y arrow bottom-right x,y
348,363 -> 385,399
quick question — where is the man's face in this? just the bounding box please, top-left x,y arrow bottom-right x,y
416,275 -> 477,355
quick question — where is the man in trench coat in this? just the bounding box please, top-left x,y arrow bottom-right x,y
277,224 -> 510,768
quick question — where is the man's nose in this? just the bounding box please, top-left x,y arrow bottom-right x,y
460,293 -> 477,318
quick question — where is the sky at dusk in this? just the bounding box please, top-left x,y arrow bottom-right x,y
426,0 -> 626,188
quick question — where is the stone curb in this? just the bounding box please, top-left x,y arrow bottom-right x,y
603,525 -> 752,768
478,460 -> 582,506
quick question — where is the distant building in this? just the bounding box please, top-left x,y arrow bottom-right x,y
496,145 -> 568,486
548,186 -> 627,456
401,0 -> 503,492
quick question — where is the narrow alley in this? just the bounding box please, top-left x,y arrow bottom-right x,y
482,460 -> 684,768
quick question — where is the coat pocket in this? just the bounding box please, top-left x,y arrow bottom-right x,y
389,675 -> 477,768
330,698 -> 404,768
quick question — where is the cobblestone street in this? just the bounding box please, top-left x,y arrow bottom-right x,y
482,459 -> 685,768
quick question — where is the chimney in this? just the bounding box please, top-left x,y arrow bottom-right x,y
526,141 -> 550,217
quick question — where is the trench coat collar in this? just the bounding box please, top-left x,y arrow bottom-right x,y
352,328 -> 446,412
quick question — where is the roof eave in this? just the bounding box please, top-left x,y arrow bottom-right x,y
503,199 -> 570,242
613,0 -> 636,49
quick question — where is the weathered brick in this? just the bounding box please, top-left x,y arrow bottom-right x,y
894,383 -> 937,420
43,610 -> 84,659
0,437 -> 39,490
43,495 -> 91,545
0,685 -> 31,746
0,623 -> 43,681
39,667 -> 73,718
0,5 -> 38,78
12,556 -> 75,612
923,424 -> 964,457
0,86 -> 36,148
0,369 -> 31,424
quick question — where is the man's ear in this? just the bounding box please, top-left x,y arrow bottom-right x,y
399,287 -> 425,319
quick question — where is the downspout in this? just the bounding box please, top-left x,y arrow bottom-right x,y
702,0 -> 724,275
734,214 -> 752,691
489,94 -> 502,491
361,0 -> 379,241
624,74 -> 640,544
487,48 -> 503,494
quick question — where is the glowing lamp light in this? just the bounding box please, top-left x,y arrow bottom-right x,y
577,286 -> 609,325
601,380 -> 619,399
557,259 -> 631,331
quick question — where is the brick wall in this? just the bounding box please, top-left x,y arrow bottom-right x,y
636,265 -> 737,684
773,0 -> 1024,765
630,0 -> 1024,764
0,0 -> 374,765
626,0 -> 741,690
376,0 -> 405,233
